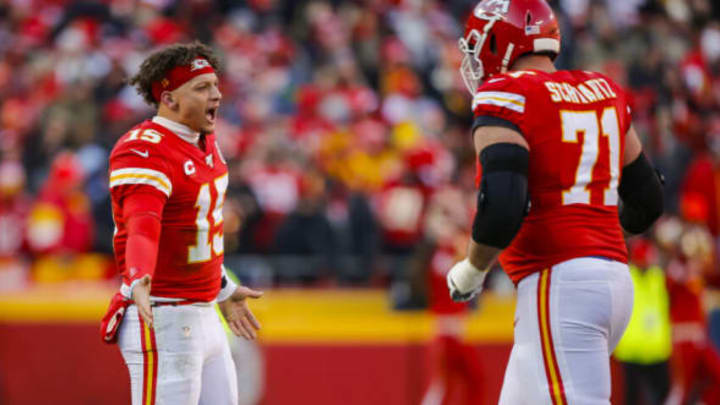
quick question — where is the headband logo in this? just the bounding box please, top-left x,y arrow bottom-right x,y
161,78 -> 169,88
190,58 -> 211,71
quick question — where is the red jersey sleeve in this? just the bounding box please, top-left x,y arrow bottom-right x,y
472,75 -> 527,130
109,137 -> 173,203
123,192 -> 164,282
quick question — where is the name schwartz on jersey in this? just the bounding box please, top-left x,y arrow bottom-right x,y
544,76 -> 618,104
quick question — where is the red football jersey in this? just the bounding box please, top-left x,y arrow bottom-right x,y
473,69 -> 632,283
109,119 -> 228,301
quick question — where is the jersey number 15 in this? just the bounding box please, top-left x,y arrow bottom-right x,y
189,174 -> 228,263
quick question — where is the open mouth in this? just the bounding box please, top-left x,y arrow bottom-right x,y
206,106 -> 218,123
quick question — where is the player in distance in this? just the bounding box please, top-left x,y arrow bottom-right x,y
446,1 -> 664,404
99,41 -> 263,405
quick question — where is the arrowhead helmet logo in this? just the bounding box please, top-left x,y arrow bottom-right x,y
476,0 -> 510,16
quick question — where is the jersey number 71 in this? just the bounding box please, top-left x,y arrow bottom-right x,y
561,107 -> 621,207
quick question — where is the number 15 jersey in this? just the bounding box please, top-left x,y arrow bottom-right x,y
109,119 -> 228,301
473,70 -> 632,284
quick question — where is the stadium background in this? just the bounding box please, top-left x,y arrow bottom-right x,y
1,0 -> 720,404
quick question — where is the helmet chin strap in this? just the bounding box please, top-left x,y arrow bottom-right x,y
500,43 -> 515,73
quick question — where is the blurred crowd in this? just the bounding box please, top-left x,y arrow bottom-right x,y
0,0 -> 718,287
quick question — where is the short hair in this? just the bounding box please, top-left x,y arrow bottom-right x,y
128,41 -> 221,108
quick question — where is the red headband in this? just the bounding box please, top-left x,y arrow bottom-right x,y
151,58 -> 215,103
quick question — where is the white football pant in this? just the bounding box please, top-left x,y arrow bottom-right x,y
118,303 -> 238,405
498,257 -> 633,405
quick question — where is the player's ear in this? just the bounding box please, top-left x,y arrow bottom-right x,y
160,91 -> 179,111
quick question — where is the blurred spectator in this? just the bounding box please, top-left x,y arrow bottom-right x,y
0,160 -> 31,259
26,151 -> 93,255
224,178 -> 264,254
244,147 -> 303,252
655,208 -> 720,405
274,170 -> 338,282
376,172 -> 428,255
680,125 -> 720,237
420,185 -> 483,405
614,238 -> 671,405
324,180 -> 379,284
0,159 -> 31,290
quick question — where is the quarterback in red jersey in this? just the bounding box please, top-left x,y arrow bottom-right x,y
446,1 -> 663,404
100,42 -> 263,405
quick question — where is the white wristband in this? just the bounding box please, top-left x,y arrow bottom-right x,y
449,258 -> 488,293
216,265 -> 238,302
123,278 -> 142,299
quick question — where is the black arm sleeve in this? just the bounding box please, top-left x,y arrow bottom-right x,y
472,143 -> 530,249
472,115 -> 522,135
618,152 -> 664,234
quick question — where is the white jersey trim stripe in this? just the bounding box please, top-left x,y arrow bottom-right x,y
475,91 -> 526,103
473,97 -> 525,113
472,91 -> 526,113
110,167 -> 172,197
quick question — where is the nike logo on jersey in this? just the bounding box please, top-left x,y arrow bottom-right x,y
130,148 -> 149,158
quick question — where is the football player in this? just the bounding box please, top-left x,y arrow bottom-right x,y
99,41 -> 263,405
446,1 -> 664,404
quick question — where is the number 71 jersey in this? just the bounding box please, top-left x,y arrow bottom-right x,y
472,70 -> 632,283
109,120 -> 228,301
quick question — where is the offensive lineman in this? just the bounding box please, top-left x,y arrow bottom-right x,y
99,42 -> 263,405
446,1 -> 664,404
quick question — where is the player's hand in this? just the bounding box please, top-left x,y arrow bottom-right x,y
446,258 -> 488,302
218,286 -> 263,340
132,275 -> 153,327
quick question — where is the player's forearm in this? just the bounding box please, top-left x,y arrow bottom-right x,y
467,238 -> 500,272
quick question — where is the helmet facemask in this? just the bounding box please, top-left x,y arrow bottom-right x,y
458,29 -> 485,96
458,13 -> 502,96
